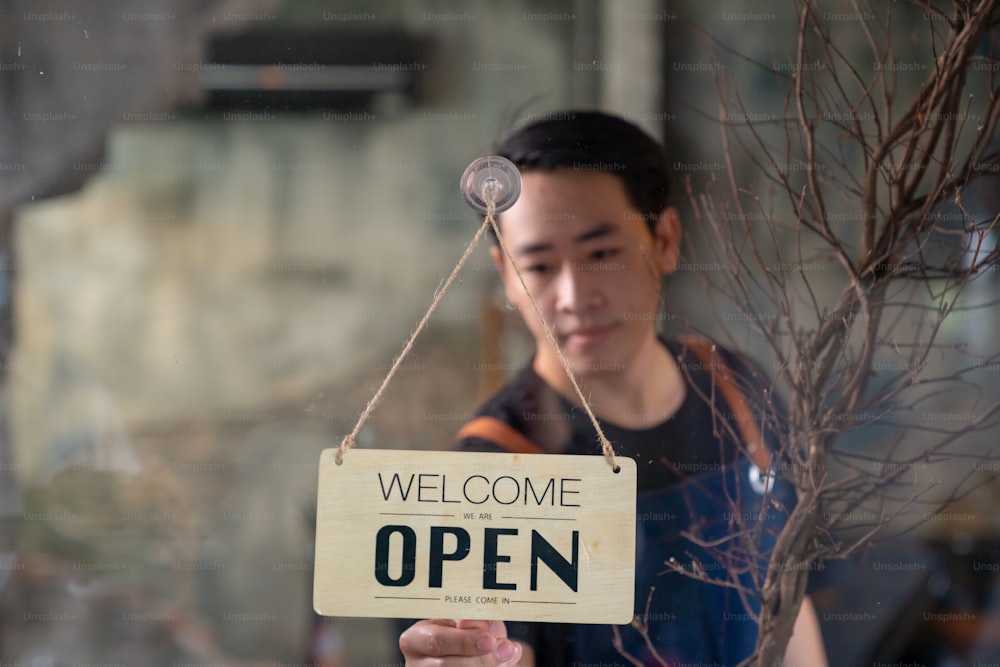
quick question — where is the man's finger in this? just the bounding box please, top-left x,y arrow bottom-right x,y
455,619 -> 491,631
453,620 -> 520,666
402,619 -> 496,657
494,638 -> 522,665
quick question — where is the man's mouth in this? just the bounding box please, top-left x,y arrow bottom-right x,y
561,324 -> 618,347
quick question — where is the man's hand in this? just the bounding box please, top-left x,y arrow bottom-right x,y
400,619 -> 526,666
782,596 -> 828,667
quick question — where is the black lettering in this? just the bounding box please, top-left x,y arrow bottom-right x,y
378,473 -> 415,501
525,477 -> 555,505
492,476 -> 520,505
559,478 -> 581,507
374,525 -> 416,586
463,475 -> 489,504
531,530 -> 578,592
441,475 -> 460,503
417,473 -> 440,502
484,528 -> 517,590
428,526 -> 470,587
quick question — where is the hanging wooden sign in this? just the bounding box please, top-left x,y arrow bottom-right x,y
313,449 -> 637,624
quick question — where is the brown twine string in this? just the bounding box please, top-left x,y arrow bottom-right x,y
334,211 -> 492,465
484,214 -> 619,473
336,189 -> 620,473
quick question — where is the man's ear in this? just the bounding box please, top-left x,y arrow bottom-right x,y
653,206 -> 682,274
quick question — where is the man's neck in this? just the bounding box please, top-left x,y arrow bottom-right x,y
533,333 -> 687,429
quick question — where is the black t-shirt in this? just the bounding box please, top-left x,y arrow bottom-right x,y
459,338 -> 784,489
453,337 -> 792,665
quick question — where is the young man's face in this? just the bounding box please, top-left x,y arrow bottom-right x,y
490,169 -> 680,383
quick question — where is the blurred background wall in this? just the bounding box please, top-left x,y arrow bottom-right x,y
0,0 -> 619,664
0,0 -> 998,666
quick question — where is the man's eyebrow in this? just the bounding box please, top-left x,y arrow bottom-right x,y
515,241 -> 555,256
515,222 -> 620,257
574,222 -> 618,243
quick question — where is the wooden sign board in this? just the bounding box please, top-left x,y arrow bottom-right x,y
313,449 -> 636,624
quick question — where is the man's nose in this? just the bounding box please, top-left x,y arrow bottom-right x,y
554,261 -> 598,312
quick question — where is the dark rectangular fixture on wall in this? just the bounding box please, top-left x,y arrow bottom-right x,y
198,29 -> 429,111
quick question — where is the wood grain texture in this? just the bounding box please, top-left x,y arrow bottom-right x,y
314,449 -> 636,623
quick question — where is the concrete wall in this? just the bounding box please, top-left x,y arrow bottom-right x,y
5,0 -> 591,663
11,0 -> 592,478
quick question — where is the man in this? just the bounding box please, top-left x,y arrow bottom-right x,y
399,111 -> 827,666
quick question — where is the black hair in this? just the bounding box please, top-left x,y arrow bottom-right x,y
490,110 -> 671,236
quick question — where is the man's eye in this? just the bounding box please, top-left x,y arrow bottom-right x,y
526,264 -> 552,274
590,248 -> 620,261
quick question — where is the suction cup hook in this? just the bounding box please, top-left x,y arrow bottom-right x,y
460,155 -> 521,214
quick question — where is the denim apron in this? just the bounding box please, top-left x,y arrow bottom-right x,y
567,456 -> 796,666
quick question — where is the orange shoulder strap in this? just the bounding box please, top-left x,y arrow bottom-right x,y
678,335 -> 773,472
453,416 -> 544,455
454,339 -> 773,471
